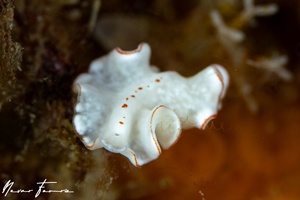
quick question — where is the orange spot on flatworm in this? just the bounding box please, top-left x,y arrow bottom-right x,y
131,95 -> 135,98
119,121 -> 124,125
126,98 -> 129,101
138,87 -> 143,90
122,104 -> 128,108
155,79 -> 160,82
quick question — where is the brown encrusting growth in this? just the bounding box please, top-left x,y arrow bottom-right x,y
0,0 -> 22,109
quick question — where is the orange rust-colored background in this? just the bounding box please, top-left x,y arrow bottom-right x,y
114,100 -> 300,200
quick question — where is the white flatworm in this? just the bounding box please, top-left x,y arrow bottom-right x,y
73,43 -> 229,166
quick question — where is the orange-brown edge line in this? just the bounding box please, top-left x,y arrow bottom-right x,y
115,43 -> 144,55
72,83 -> 100,148
200,114 -> 217,130
150,105 -> 165,154
212,65 -> 225,105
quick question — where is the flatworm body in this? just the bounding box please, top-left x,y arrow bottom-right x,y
73,43 -> 229,166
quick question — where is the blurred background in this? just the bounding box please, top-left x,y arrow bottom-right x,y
0,0 -> 300,199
